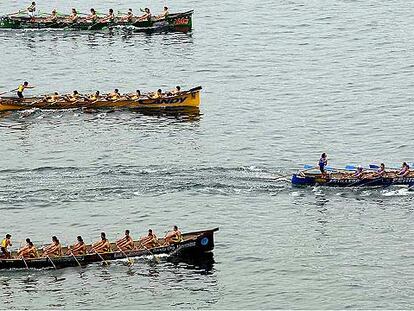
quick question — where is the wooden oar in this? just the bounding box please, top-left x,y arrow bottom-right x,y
68,248 -> 82,267
46,255 -> 57,270
0,89 -> 17,96
116,245 -> 134,265
20,256 -> 29,269
91,248 -> 109,266
138,241 -> 160,262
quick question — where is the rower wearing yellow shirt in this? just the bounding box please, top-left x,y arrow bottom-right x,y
89,91 -> 100,101
107,89 -> 121,100
1,234 -> 12,259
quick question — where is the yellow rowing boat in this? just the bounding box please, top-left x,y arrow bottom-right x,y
0,86 -> 201,112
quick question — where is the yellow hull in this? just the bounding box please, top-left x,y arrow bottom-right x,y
0,87 -> 201,112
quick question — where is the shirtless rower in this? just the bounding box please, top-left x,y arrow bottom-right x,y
116,230 -> 134,251
397,162 -> 410,177
164,225 -> 182,245
139,229 -> 158,248
101,9 -> 115,23
121,9 -> 134,22
42,236 -> 62,257
90,232 -> 111,253
17,239 -> 38,258
1,234 -> 12,259
67,236 -> 87,256
138,8 -> 151,21
69,8 -> 79,23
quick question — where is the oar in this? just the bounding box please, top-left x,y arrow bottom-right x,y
91,248 -> 109,266
19,256 -> 29,269
0,89 -> 17,96
138,241 -> 159,262
116,245 -> 134,265
46,255 -> 57,270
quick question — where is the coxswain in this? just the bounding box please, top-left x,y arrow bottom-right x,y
121,9 -> 134,22
164,225 -> 182,245
27,1 -> 36,18
49,9 -> 58,22
101,8 -> 115,23
318,153 -> 328,176
69,8 -> 79,23
157,6 -> 169,19
67,236 -> 87,256
89,91 -> 100,101
116,230 -> 135,251
0,234 -> 12,259
90,232 -> 111,253
397,162 -> 410,177
87,8 -> 98,23
107,89 -> 121,100
42,236 -> 62,257
139,229 -> 158,248
138,8 -> 151,21
16,81 -> 34,99
17,238 -> 38,258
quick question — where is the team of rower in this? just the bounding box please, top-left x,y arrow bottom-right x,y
0,226 -> 182,259
8,82 -> 182,101
318,153 -> 411,179
16,2 -> 170,23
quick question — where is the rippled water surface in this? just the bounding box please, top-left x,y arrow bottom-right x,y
1,0 -> 414,309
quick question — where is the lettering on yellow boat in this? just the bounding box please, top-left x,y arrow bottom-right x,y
152,96 -> 188,105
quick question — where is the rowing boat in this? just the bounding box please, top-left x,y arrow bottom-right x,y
0,10 -> 193,32
0,86 -> 201,112
0,228 -> 218,270
292,171 -> 414,187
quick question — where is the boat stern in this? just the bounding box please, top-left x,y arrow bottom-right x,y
291,173 -> 316,186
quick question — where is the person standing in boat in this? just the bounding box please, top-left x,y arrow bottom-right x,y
0,234 -> 12,259
27,1 -> 36,18
67,236 -> 87,256
397,162 -> 410,177
318,153 -> 328,176
116,230 -> 134,251
42,236 -> 62,257
90,232 -> 111,253
16,81 -> 34,99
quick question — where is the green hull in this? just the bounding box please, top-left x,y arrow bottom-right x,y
0,10 -> 193,32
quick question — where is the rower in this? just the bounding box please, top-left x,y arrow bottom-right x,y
67,236 -> 87,256
354,165 -> 364,179
139,229 -> 158,248
87,8 -> 98,23
69,8 -> 79,23
17,238 -> 38,258
171,85 -> 181,95
121,9 -> 134,22
89,91 -> 100,101
27,1 -> 36,18
164,225 -> 182,245
128,89 -> 141,100
138,8 -> 152,21
107,89 -> 121,100
49,9 -> 58,22
1,234 -> 12,259
46,92 -> 60,103
157,6 -> 169,19
66,90 -> 80,102
17,81 -> 34,99
397,162 -> 410,177
151,89 -> 163,99
42,236 -> 62,257
90,232 -> 111,253
373,163 -> 386,177
116,230 -> 134,251
101,9 -> 115,23
319,153 -> 328,176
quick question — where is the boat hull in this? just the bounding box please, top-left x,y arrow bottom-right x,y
0,11 -> 193,32
292,173 -> 414,187
0,228 -> 218,270
0,87 -> 201,112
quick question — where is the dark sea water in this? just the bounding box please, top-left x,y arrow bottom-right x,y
1,0 -> 414,309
